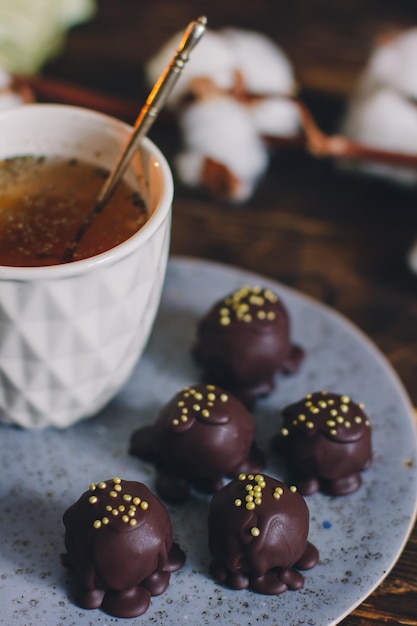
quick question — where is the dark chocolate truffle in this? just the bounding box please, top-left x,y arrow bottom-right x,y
130,383 -> 265,503
62,478 -> 185,618
272,391 -> 372,496
193,285 -> 303,406
208,473 -> 318,594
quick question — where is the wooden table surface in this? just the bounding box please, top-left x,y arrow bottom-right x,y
34,1 -> 417,623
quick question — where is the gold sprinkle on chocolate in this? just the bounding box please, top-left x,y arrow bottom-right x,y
251,527 -> 260,537
341,395 -> 350,403
88,496 -> 98,504
238,473 -> 246,481
246,501 -> 255,510
220,393 -> 228,402
109,491 -> 118,498
113,477 -> 121,484
93,520 -> 102,529
264,290 -> 277,302
281,427 -> 289,436
89,483 -> 96,491
98,482 -> 107,490
306,421 -> 314,429
133,497 -> 141,505
123,494 -> 132,502
354,416 -> 362,424
234,498 -> 242,507
122,515 -> 129,523
140,501 -> 149,510
102,517 -> 109,525
290,485 -> 297,493
129,519 -> 138,526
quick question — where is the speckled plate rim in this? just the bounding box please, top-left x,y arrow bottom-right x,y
1,254 -> 417,626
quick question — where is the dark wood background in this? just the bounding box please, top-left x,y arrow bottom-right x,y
36,1 -> 417,623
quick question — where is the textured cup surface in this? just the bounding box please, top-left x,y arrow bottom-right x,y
0,104 -> 173,428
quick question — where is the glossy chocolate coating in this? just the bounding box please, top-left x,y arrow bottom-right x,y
193,285 -> 304,405
130,384 -> 265,503
208,473 -> 318,594
273,391 -> 372,495
63,478 -> 185,618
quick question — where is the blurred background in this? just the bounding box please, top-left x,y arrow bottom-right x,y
1,0 -> 417,392
2,0 -> 417,395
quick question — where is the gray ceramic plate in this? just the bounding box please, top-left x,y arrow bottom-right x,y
1,256 -> 417,626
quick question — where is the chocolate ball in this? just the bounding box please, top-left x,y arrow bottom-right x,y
208,473 -> 318,594
193,285 -> 304,405
63,478 -> 185,618
272,391 -> 372,495
130,383 -> 265,503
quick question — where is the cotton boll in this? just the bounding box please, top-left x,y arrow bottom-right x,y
364,28 -> 417,100
248,96 -> 300,137
343,87 -> 417,183
342,28 -> 417,184
145,30 -> 237,109
175,96 -> 268,201
222,28 -> 297,96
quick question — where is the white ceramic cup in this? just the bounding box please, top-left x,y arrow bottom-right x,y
0,104 -> 173,428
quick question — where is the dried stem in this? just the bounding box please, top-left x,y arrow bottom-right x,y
23,75 -> 417,171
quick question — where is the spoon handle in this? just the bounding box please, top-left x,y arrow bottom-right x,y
96,15 -> 207,208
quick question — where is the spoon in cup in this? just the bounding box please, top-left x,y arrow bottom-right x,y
63,15 -> 207,263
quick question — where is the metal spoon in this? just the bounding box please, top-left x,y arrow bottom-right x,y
63,15 -> 207,263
